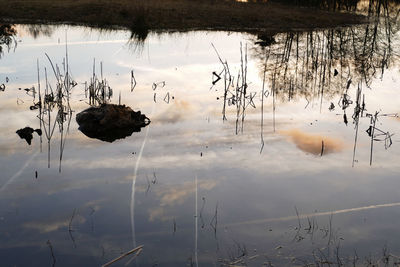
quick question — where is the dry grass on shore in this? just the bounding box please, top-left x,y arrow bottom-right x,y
0,0 -> 367,34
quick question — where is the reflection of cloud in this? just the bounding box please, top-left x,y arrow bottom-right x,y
62,152 -> 211,170
23,216 -> 86,233
148,179 -> 217,222
148,207 -> 172,222
83,198 -> 106,212
0,66 -> 16,74
158,180 -> 216,206
0,98 -> 31,112
154,100 -> 194,124
0,143 -> 17,155
281,129 -> 344,155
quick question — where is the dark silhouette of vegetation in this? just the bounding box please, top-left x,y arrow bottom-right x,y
0,24 -> 17,58
271,0 -> 400,14
270,0 -> 359,11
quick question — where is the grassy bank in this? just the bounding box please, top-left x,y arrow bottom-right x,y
0,0 -> 367,35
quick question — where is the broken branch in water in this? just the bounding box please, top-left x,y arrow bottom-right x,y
101,245 -> 143,267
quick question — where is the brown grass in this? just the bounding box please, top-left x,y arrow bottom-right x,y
0,0 -> 367,34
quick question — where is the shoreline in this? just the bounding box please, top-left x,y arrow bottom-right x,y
0,1 -> 368,36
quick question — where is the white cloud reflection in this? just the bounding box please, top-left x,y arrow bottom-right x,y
23,215 -> 85,233
148,179 -> 217,222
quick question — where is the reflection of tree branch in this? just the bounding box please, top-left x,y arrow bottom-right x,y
210,203 -> 218,239
46,240 -> 56,267
89,207 -> 95,233
260,48 -> 270,154
68,208 -> 77,249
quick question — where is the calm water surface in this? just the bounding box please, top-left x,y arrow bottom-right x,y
1,19 -> 400,266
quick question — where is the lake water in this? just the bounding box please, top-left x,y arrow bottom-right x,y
1,17 -> 400,266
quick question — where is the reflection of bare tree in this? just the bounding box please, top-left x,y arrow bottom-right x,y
251,2 -> 400,163
269,0 -> 359,11
251,1 -> 399,106
23,24 -> 55,39
0,24 -> 17,58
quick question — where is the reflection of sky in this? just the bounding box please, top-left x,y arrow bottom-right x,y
1,25 -> 400,266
